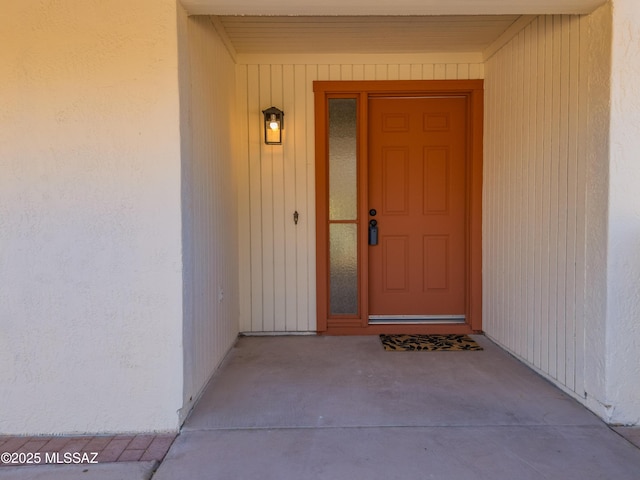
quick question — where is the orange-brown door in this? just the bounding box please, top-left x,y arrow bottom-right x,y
368,96 -> 467,319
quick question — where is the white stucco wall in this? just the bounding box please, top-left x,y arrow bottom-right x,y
582,2 -> 613,422
606,0 -> 640,425
0,0 -> 184,434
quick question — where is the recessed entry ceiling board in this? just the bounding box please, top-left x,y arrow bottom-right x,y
184,0 -> 605,16
214,15 -> 523,54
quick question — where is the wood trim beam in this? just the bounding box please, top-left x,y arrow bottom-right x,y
483,15 -> 537,61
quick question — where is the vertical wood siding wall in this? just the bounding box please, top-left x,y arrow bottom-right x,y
237,60 -> 484,333
180,15 -> 239,414
484,15 -> 589,399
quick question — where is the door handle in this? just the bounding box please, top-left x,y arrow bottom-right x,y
369,219 -> 378,246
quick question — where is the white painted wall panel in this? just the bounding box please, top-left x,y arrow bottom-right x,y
483,12 -> 610,404
238,59 -> 484,333
178,14 -> 239,418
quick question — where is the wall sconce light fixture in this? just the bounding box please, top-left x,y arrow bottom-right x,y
262,106 -> 284,145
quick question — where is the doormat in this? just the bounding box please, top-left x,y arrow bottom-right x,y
380,334 -> 483,351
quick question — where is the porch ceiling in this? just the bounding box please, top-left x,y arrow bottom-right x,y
182,0 -> 605,16
212,15 -> 524,54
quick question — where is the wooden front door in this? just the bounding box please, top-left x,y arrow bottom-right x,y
368,97 -> 467,322
313,80 -> 483,335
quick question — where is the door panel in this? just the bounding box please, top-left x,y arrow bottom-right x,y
383,236 -> 409,291
424,235 -> 449,290
368,96 -> 467,317
424,147 -> 450,213
382,148 -> 409,214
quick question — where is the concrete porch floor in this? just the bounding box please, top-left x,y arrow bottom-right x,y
153,334 -> 640,480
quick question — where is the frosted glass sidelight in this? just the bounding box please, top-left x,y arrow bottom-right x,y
329,223 -> 358,315
329,99 -> 357,220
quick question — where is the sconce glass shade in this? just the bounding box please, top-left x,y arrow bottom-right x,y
262,106 -> 284,144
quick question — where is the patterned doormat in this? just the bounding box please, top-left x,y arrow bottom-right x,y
380,334 -> 483,351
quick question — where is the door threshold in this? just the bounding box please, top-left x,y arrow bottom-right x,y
368,315 -> 466,325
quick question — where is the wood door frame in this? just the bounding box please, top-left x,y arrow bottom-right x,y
314,80 -> 483,335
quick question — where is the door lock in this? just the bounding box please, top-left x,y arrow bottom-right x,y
369,219 -> 378,246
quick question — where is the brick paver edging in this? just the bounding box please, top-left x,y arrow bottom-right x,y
0,434 -> 176,466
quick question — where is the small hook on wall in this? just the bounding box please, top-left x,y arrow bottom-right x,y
294,211 -> 299,225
